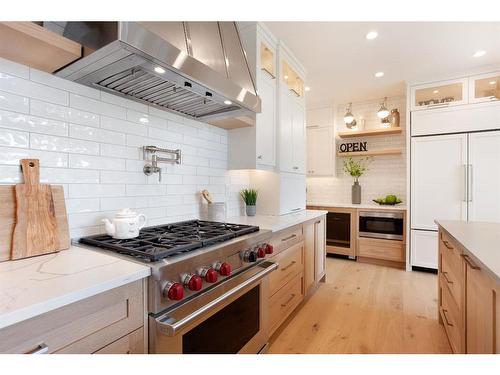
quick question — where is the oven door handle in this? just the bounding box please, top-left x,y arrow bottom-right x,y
155,261 -> 278,337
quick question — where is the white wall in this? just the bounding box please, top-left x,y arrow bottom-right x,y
307,96 -> 407,205
0,57 -> 249,238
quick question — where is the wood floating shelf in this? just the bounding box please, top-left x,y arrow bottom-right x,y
337,148 -> 402,157
338,127 -> 402,138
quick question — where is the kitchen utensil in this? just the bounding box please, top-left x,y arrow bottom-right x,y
102,208 -> 146,239
7,159 -> 69,260
201,189 -> 213,204
207,202 -> 226,221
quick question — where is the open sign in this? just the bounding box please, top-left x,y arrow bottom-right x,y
339,142 -> 367,153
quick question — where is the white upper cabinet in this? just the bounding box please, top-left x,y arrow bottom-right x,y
469,71 -> 500,104
410,78 -> 468,111
306,107 -> 333,128
306,107 -> 334,176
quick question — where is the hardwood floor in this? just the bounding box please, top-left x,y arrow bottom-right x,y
268,256 -> 452,354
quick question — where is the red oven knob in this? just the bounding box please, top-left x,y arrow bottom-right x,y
216,262 -> 232,277
201,267 -> 218,283
163,282 -> 184,301
265,243 -> 274,255
257,246 -> 266,258
184,274 -> 202,291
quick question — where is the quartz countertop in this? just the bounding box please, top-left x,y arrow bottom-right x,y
226,209 -> 328,233
435,220 -> 500,280
0,246 -> 150,330
307,201 -> 407,210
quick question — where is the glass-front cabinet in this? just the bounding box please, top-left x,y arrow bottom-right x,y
410,78 -> 468,111
469,71 -> 500,103
260,41 -> 275,78
281,60 -> 304,98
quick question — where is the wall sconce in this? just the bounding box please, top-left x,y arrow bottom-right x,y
377,97 -> 390,119
343,102 -> 357,129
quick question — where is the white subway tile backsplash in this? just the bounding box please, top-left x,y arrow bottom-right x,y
30,133 -> 100,155
0,128 -> 29,148
70,93 -> 126,119
0,110 -> 68,136
0,90 -> 29,113
0,73 -> 68,105
30,99 -> 99,127
0,60 -> 246,236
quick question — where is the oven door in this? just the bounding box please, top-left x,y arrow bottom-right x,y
149,261 -> 277,354
358,211 -> 404,241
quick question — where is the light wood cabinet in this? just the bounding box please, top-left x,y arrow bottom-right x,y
304,217 -> 327,295
0,280 -> 146,354
94,328 -> 145,354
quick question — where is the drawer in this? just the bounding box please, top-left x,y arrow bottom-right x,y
357,237 -> 405,262
269,241 -> 304,296
440,231 -> 463,276
269,272 -> 303,335
440,251 -> 463,310
439,278 -> 464,353
94,327 -> 145,354
0,280 -> 144,354
270,225 -> 304,256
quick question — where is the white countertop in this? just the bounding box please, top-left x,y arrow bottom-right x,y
436,220 -> 500,279
307,201 -> 407,210
227,209 -> 328,233
0,246 -> 150,330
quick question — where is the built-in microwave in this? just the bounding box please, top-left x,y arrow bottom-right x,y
358,211 -> 404,241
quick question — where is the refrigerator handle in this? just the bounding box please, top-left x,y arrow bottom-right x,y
462,164 -> 467,202
467,164 -> 473,202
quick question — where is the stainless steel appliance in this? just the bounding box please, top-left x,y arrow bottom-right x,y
359,211 -> 404,241
43,22 -> 260,128
79,220 -> 276,354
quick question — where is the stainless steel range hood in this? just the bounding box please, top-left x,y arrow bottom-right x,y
48,22 -> 260,128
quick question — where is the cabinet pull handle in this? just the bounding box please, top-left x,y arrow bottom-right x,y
467,164 -> 473,202
442,309 -> 454,327
442,271 -> 453,284
281,260 -> 296,271
281,293 -> 296,307
462,254 -> 480,270
25,343 -> 49,354
290,208 -> 302,212
281,234 -> 297,242
257,155 -> 263,159
462,164 -> 467,202
261,67 -> 275,79
426,102 -> 451,108
442,240 -> 453,250
293,166 -> 299,170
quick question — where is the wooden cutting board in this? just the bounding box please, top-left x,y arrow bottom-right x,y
0,159 -> 70,261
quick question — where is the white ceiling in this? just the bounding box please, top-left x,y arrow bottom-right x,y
264,22 -> 500,106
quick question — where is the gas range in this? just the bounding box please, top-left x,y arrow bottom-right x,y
79,219 -> 274,314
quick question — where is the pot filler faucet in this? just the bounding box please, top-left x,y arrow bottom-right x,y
143,146 -> 182,182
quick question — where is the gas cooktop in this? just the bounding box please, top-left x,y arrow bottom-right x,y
79,220 -> 260,262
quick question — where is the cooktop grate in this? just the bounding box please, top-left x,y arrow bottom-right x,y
79,220 -> 259,262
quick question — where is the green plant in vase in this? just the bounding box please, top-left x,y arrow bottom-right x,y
343,157 -> 371,204
240,189 -> 258,216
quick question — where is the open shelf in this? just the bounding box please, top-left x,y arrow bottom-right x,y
337,148 -> 402,157
338,127 -> 402,138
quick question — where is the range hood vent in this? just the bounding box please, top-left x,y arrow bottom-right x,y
47,22 -> 260,128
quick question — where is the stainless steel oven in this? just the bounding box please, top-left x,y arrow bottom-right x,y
149,261 -> 277,354
359,211 -> 404,241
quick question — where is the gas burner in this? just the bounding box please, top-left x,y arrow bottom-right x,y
79,220 -> 259,262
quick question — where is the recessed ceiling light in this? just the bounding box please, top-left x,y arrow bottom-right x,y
284,75 -> 289,80
139,117 -> 149,124
489,81 -> 496,85
433,90 -> 439,94
473,50 -> 486,58
305,86 -> 311,92
366,31 -> 378,40
154,66 -> 166,74
374,71 -> 384,78
224,100 -> 232,105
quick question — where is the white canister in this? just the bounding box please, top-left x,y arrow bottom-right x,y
207,202 -> 226,222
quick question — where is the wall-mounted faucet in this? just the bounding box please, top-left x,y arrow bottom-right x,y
142,146 -> 181,182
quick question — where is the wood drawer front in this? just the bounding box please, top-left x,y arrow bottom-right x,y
0,280 -> 144,354
440,252 -> 463,310
270,226 -> 304,256
269,272 -> 303,335
440,231 -> 463,276
357,237 -> 405,262
440,277 -> 464,353
94,328 -> 145,354
269,241 -> 304,296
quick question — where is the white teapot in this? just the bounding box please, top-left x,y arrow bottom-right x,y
102,208 -> 146,239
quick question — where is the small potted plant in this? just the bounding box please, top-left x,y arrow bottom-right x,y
343,157 -> 371,204
240,189 -> 258,216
